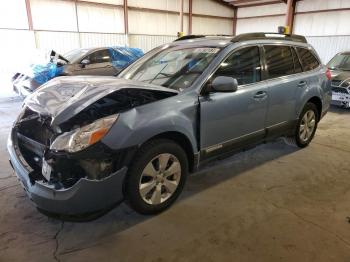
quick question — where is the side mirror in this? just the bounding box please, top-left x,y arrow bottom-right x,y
81,59 -> 90,68
211,76 -> 238,92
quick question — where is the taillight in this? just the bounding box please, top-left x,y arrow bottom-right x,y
326,68 -> 332,80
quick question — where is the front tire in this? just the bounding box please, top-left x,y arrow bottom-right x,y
286,102 -> 319,148
125,139 -> 188,215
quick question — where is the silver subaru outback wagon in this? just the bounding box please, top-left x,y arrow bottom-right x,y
8,33 -> 331,217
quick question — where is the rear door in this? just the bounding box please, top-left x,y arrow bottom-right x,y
76,49 -> 117,76
263,45 -> 306,134
295,47 -> 323,104
199,45 -> 269,159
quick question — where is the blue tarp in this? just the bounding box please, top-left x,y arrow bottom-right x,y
31,63 -> 64,84
30,46 -> 144,85
108,46 -> 144,68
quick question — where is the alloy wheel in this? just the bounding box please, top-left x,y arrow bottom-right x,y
139,153 -> 181,205
299,110 -> 316,142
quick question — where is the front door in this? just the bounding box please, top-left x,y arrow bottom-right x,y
76,49 -> 117,76
199,45 -> 268,160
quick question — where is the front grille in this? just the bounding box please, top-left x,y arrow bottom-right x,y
331,80 -> 342,87
17,133 -> 46,157
15,107 -> 54,171
17,108 -> 54,146
332,87 -> 349,94
341,82 -> 350,88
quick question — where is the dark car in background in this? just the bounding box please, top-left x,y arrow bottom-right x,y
327,52 -> 350,107
12,47 -> 144,97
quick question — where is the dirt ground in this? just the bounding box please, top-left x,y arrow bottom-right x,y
1,100 -> 350,262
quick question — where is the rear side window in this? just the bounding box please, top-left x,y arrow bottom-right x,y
264,45 -> 294,79
291,47 -> 303,73
214,46 -> 261,85
296,47 -> 320,71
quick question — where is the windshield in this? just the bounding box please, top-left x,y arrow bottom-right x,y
328,53 -> 350,71
63,49 -> 90,63
118,46 -> 221,91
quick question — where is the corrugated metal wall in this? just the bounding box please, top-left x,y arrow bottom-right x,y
192,0 -> 234,35
129,35 -> 177,53
2,0 -> 349,65
128,0 -> 189,13
0,0 -> 28,29
236,16 -> 285,35
80,33 -> 127,48
193,0 -> 234,18
0,29 -> 36,74
236,0 -> 350,64
294,0 -> 350,63
238,3 -> 286,17
128,9 -> 184,36
0,0 -> 235,55
193,16 -> 232,35
0,0 -> 235,83
306,36 -> 350,64
236,3 -> 286,35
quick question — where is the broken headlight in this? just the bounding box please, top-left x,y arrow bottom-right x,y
50,114 -> 118,153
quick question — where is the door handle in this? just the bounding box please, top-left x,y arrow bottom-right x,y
298,81 -> 307,87
253,91 -> 267,100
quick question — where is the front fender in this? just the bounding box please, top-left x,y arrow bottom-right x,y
102,92 -> 199,153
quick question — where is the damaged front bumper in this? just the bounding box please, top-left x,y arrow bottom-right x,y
332,92 -> 350,103
7,133 -> 127,215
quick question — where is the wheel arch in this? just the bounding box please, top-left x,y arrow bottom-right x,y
140,131 -> 197,173
307,96 -> 322,121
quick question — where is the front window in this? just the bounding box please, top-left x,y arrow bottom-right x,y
119,46 -> 221,91
328,53 -> 350,71
213,46 -> 261,85
85,49 -> 111,64
64,49 -> 90,63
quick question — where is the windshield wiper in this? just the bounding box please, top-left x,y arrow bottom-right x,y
150,64 -> 168,84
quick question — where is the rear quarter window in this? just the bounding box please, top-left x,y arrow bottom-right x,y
291,47 -> 303,73
296,47 -> 320,71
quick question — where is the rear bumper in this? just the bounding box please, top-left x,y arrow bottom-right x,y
7,133 -> 127,215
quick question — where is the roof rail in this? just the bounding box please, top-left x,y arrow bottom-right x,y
174,35 -> 206,41
231,33 -> 307,43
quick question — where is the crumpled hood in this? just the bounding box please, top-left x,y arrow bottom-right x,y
329,69 -> 350,80
24,75 -> 178,125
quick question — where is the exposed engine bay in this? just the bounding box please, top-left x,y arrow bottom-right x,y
60,88 -> 175,131
14,87 -> 177,190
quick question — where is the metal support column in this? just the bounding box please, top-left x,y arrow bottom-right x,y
285,0 -> 296,33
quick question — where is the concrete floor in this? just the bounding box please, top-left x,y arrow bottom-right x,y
1,100 -> 350,262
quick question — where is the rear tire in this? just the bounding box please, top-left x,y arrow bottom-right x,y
125,139 -> 188,215
285,102 -> 319,148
